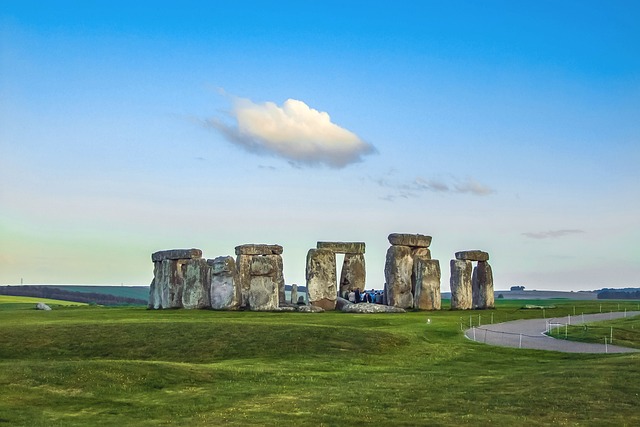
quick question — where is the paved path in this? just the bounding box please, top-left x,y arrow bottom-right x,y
464,311 -> 640,353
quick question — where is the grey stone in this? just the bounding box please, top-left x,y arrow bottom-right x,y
316,241 -> 365,254
455,250 -> 489,262
235,244 -> 283,256
182,258 -> 211,309
235,254 -> 252,308
150,259 -> 187,309
411,248 -> 431,259
341,303 -> 406,314
388,233 -> 432,248
290,284 -> 298,305
384,245 -> 414,308
209,256 -> 241,310
274,254 -> 286,305
275,306 -> 297,312
306,248 -> 337,310
413,258 -> 441,310
152,248 -> 202,262
472,261 -> 495,309
248,276 -> 279,311
450,259 -> 473,310
250,255 -> 278,276
335,296 -> 352,310
297,305 -> 325,313
35,302 -> 51,311
338,253 -> 366,297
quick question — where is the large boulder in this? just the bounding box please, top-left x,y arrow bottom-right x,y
151,248 -> 202,262
472,261 -> 494,309
208,256 -> 241,310
338,253 -> 366,297
35,302 -> 52,311
306,248 -> 337,310
316,241 -> 365,254
384,245 -> 414,308
341,302 -> 406,314
450,259 -> 473,310
297,305 -> 325,313
248,276 -> 279,311
235,244 -> 283,256
388,233 -> 432,248
150,259 -> 187,309
413,258 -> 441,310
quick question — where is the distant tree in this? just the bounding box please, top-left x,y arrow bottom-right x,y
497,294 -> 504,299
510,286 -> 525,291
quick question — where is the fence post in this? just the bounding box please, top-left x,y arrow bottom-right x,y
610,327 -> 613,344
473,327 -> 476,342
605,337 -> 608,354
519,334 -> 522,349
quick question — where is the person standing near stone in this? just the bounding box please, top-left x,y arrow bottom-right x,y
355,288 -> 361,303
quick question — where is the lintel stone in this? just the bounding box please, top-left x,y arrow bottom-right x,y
316,241 -> 365,254
455,250 -> 489,262
388,233 -> 432,248
152,248 -> 202,262
235,244 -> 283,256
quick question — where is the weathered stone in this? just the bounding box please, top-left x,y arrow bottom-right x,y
316,241 -> 365,254
472,261 -> 495,309
384,245 -> 414,308
290,284 -> 298,305
235,244 -> 283,256
455,250 -> 489,262
338,253 -> 366,296
388,233 -> 432,248
150,259 -> 186,309
209,256 -> 241,310
306,248 -> 337,310
341,302 -> 406,313
335,296 -> 352,310
235,254 -> 252,308
450,259 -> 473,310
248,276 -> 279,311
35,302 -> 51,311
182,258 -> 211,309
274,254 -> 286,305
250,255 -> 278,276
152,248 -> 202,262
413,258 -> 441,310
411,248 -> 431,259
275,306 -> 297,312
297,305 -> 325,313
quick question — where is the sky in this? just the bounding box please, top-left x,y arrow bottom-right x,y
1,1 -> 639,291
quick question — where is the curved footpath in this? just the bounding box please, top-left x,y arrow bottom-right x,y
464,311 -> 640,353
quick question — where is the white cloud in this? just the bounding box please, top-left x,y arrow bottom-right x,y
376,174 -> 494,200
207,96 -> 376,168
522,229 -> 586,239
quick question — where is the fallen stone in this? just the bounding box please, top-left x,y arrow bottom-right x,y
388,233 -> 432,248
235,244 -> 283,256
297,305 -> 325,313
450,259 -> 473,310
338,253 -> 366,297
182,258 -> 211,309
341,303 -> 406,314
413,258 -> 441,310
384,245 -> 414,308
455,250 -> 489,262
275,306 -> 297,312
316,241 -> 365,254
152,248 -> 202,262
335,296 -> 352,310
472,261 -> 495,309
209,256 -> 241,310
35,302 -> 51,311
306,248 -> 337,310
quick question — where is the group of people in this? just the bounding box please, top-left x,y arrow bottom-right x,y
344,288 -> 384,305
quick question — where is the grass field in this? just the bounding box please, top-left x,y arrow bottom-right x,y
0,295 -> 87,308
0,300 -> 638,426
561,315 -> 640,350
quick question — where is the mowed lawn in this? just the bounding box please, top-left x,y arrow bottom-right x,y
0,300 -> 638,426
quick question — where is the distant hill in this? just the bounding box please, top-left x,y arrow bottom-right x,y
0,286 -> 148,306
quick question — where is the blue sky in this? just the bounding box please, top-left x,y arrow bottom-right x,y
1,1 -> 639,290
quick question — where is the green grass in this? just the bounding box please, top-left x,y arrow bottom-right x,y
561,315 -> 640,349
0,295 -> 87,308
0,300 -> 638,426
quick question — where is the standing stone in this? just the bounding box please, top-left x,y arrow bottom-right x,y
306,248 -> 337,310
274,254 -> 286,305
290,284 -> 299,305
413,258 -> 441,310
339,253 -> 366,297
384,245 -> 414,308
472,261 -> 495,309
248,276 -> 279,311
208,256 -> 241,310
182,258 -> 211,309
152,259 -> 187,309
235,254 -> 252,308
450,259 -> 473,310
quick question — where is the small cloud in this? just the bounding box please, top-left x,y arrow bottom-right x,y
453,177 -> 494,195
206,95 -> 376,168
522,229 -> 586,239
373,173 -> 493,198
414,177 -> 450,192
258,164 -> 278,171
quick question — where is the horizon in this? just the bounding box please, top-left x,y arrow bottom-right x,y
1,1 -> 639,291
